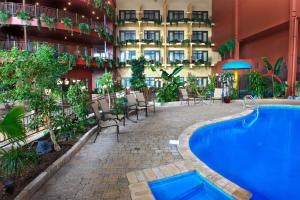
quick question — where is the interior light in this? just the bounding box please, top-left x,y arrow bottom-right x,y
64,36 -> 67,40
92,11 -> 95,15
63,7 -> 67,11
64,79 -> 70,85
68,2 -> 71,6
96,16 -> 99,20
36,2 -> 39,5
82,15 -> 85,18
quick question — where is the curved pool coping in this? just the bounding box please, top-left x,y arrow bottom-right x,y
178,109 -> 254,200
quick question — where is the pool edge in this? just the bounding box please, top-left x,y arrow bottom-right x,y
177,109 -> 254,200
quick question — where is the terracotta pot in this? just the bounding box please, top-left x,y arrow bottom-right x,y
224,96 -> 231,103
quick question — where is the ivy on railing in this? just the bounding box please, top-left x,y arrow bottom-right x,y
43,15 -> 57,30
16,10 -> 32,25
0,10 -> 10,23
78,23 -> 91,35
61,17 -> 73,33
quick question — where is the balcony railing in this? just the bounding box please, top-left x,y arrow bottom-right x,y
0,41 -> 113,59
0,2 -> 113,34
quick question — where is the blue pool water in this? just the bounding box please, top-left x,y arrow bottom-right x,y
149,171 -> 234,200
190,106 -> 300,200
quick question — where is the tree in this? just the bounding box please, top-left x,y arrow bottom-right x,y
97,72 -> 114,108
0,45 -> 71,151
130,57 -> 146,91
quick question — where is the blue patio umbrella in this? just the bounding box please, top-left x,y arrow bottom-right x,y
221,61 -> 252,88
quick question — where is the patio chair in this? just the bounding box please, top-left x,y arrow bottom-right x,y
98,97 -> 125,126
179,88 -> 200,106
126,93 -> 147,122
90,101 -> 120,142
135,91 -> 155,113
212,88 -> 223,102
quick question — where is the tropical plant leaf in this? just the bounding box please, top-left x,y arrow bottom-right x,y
171,66 -> 183,77
262,56 -> 273,71
0,106 -> 26,144
274,57 -> 284,76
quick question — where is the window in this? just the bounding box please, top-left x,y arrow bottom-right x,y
121,78 -> 131,88
168,10 -> 184,21
144,31 -> 160,41
119,31 -> 136,42
168,31 -> 184,42
192,31 -> 208,42
145,77 -> 155,87
196,77 -> 208,87
168,50 -> 184,63
192,50 -> 208,62
192,11 -> 209,21
120,50 -> 136,62
143,10 -> 160,20
144,50 -> 160,62
119,10 -> 136,20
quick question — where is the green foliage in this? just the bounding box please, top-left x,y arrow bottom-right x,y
157,66 -> 184,103
274,81 -> 287,97
94,57 -> 105,68
16,11 -> 31,24
0,148 -> 38,177
61,17 -> 73,33
105,3 -> 115,19
59,53 -> 77,67
43,15 -> 57,30
248,70 -> 266,98
0,45 -> 70,151
0,10 -> 11,23
78,23 -> 91,34
97,72 -> 114,94
112,97 -> 127,115
92,0 -> 105,9
81,55 -> 92,67
261,56 -> 286,97
105,31 -> 114,42
218,38 -> 235,59
130,57 -> 147,91
182,60 -> 190,67
66,82 -> 89,123
94,26 -> 105,39
187,73 -> 199,96
207,75 -> 216,93
0,106 -> 26,145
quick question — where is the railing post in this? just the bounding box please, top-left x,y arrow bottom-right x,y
76,13 -> 78,24
34,5 -> 36,17
56,8 -> 59,19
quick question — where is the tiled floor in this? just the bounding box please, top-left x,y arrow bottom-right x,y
32,102 -> 244,200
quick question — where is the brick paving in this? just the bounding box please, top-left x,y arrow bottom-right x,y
32,102 -> 244,200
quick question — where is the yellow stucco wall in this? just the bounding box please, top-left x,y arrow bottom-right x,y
115,0 -> 220,80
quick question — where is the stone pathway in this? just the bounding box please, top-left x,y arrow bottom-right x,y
32,102 -> 244,200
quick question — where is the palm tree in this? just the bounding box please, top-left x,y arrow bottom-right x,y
225,38 -> 235,58
0,106 -> 26,145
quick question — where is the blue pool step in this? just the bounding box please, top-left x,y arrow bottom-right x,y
149,171 -> 234,200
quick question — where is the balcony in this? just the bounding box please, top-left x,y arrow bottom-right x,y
0,41 -> 114,68
0,2 -> 113,40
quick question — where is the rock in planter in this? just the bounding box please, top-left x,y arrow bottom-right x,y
36,140 -> 53,156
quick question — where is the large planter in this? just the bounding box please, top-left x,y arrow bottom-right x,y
224,96 -> 231,104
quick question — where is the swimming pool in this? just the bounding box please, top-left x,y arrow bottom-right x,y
190,106 -> 300,200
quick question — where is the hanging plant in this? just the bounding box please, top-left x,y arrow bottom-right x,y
78,23 -> 91,34
94,26 -> 105,39
92,0 -> 105,9
81,55 -> 92,67
107,59 -> 115,68
0,10 -> 11,23
105,3 -> 115,19
61,17 -> 73,33
43,15 -> 57,30
94,57 -> 105,68
16,11 -> 32,25
181,39 -> 191,46
154,16 -> 162,25
105,31 -> 114,42
182,60 -> 190,67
